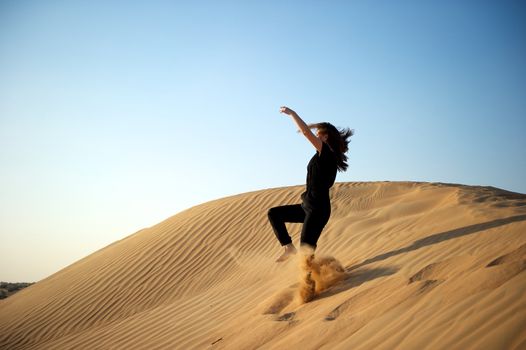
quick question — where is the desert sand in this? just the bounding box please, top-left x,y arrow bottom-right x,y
1,181 -> 525,349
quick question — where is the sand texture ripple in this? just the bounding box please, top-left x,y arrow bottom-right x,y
1,182 -> 525,349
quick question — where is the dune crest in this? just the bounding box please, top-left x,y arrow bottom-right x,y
0,182 -> 525,350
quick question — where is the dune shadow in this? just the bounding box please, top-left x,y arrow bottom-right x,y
348,214 -> 526,272
316,266 -> 398,300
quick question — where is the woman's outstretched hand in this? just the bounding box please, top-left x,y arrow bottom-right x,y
280,106 -> 296,116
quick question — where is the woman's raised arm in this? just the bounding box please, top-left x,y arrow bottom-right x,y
280,106 -> 322,152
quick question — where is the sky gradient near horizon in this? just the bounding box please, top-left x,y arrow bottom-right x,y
1,0 -> 525,281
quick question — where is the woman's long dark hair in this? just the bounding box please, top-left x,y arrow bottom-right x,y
312,122 -> 354,172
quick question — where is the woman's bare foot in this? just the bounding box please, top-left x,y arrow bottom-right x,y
276,244 -> 297,262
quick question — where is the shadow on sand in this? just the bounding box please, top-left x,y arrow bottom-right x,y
314,214 -> 526,302
316,266 -> 398,301
348,214 -> 526,272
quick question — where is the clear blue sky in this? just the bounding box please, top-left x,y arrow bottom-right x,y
1,0 -> 525,281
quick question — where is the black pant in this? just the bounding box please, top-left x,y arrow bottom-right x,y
267,204 -> 331,248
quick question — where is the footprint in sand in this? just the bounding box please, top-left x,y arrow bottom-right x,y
408,256 -> 470,284
325,265 -> 445,322
409,252 -> 494,284
486,243 -> 526,267
408,264 -> 445,284
262,286 -> 297,315
409,251 -> 526,305
276,312 -> 296,322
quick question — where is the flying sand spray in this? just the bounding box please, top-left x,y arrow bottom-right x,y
297,246 -> 347,303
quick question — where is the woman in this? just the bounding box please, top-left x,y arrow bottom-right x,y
268,106 -> 353,262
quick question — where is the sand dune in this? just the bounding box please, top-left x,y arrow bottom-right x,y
1,181 -> 525,349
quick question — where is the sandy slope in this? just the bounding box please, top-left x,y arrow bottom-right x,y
1,182 -> 525,350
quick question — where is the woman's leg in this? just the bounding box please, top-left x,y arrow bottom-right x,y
300,208 -> 331,249
268,204 -> 305,246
